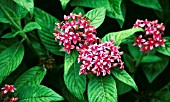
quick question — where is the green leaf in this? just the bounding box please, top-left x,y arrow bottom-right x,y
64,50 -> 86,101
23,22 -> 41,33
61,85 -> 80,102
128,43 -> 144,67
28,32 -> 47,57
1,62 -> 28,85
38,29 -> 63,56
60,0 -> 70,10
16,4 -> 29,19
151,82 -> 170,102
85,7 -> 106,28
122,53 -> 135,73
121,0 -> 126,21
112,69 -> 138,91
13,0 -> 34,12
64,50 -> 78,74
141,55 -> 162,63
1,31 -> 23,38
0,42 -> 24,83
148,49 -> 157,55
131,0 -> 162,11
115,77 -> 132,95
157,38 -> 170,56
142,55 -> 169,83
72,7 -> 85,16
34,7 -> 60,31
151,91 -> 170,102
88,75 -> 117,102
0,44 -> 7,53
34,7 -> 63,56
0,3 -> 17,23
14,66 -> 46,90
70,0 -> 124,27
0,11 -> 9,23
102,28 -> 144,46
1,32 -> 15,38
15,85 -> 64,102
154,0 -> 170,24
0,0 -> 28,21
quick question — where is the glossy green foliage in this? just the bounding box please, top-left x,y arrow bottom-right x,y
0,0 -> 169,102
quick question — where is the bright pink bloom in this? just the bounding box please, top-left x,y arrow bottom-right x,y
133,19 -> 145,28
133,19 -> 166,53
102,65 -> 111,76
63,42 -> 75,54
153,31 -> 161,40
157,38 -> 166,47
92,68 -> 103,76
1,84 -> 16,94
140,43 -> 150,54
146,38 -> 156,50
72,33 -> 81,44
54,13 -> 97,54
133,35 -> 146,47
78,40 -> 124,76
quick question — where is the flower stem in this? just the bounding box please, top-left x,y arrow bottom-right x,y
0,4 -> 21,30
0,3 -> 39,58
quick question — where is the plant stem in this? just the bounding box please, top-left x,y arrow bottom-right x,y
0,4 -> 21,31
0,3 -> 39,58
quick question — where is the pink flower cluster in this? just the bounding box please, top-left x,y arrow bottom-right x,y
78,40 -> 124,76
133,19 -> 165,53
54,13 -> 124,76
54,13 -> 97,54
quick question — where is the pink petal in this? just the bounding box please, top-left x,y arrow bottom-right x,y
161,44 -> 165,47
141,39 -> 146,42
73,39 -> 77,44
3,90 -> 8,94
97,72 -> 100,76
150,45 -> 154,50
67,49 -> 71,54
102,71 -> 106,76
71,45 -> 75,49
155,43 -> 159,47
133,43 -> 137,46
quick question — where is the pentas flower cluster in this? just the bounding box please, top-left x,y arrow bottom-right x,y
78,40 -> 124,76
0,84 -> 18,102
54,13 -> 124,76
133,19 -> 166,53
54,13 -> 97,54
